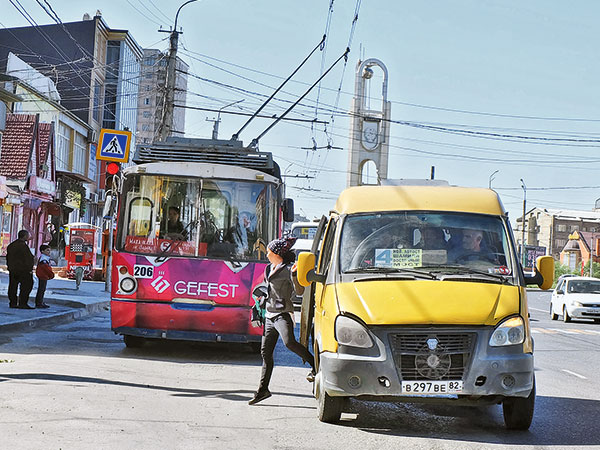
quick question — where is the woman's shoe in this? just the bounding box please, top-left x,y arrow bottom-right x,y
306,370 -> 316,382
248,390 -> 271,405
36,303 -> 50,309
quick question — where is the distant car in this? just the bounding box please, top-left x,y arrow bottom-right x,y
290,221 -> 318,240
550,276 -> 600,323
556,274 -> 576,284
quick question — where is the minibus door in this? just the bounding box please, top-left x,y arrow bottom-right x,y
300,215 -> 328,348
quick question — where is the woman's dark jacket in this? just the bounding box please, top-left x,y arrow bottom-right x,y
265,263 -> 304,315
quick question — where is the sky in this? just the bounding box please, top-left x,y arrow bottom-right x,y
2,0 -> 600,226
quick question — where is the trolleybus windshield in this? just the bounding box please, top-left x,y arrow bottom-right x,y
116,174 -> 278,261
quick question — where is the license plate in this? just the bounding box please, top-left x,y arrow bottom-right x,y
401,380 -> 463,394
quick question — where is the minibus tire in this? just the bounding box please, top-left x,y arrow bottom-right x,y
316,374 -> 342,423
502,378 -> 535,430
549,304 -> 558,321
123,335 -> 145,348
563,307 -> 571,323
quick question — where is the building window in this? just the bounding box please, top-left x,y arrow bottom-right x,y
556,224 -> 567,232
143,111 -> 151,118
73,133 -> 87,176
555,239 -> 567,248
93,82 -> 102,122
570,225 -> 580,232
144,98 -> 150,105
57,123 -> 71,171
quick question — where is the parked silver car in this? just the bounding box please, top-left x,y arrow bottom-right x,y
550,276 -> 600,323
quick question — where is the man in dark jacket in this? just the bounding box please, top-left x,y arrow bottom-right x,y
7,229 -> 35,309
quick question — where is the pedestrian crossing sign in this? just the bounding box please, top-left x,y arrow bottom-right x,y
96,128 -> 132,163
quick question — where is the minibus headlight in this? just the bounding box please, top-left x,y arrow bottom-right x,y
572,301 -> 583,307
489,316 -> 525,347
335,315 -> 374,348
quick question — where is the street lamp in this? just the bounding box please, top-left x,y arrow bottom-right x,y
520,178 -> 527,268
489,170 -> 499,189
591,230 -> 596,278
209,99 -> 244,139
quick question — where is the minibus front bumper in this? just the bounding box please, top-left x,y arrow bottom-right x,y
319,326 -> 533,402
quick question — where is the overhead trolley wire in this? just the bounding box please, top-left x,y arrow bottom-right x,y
230,35 -> 326,141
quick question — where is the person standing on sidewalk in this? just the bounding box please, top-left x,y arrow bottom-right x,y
248,236 -> 315,405
34,244 -> 53,309
6,230 -> 35,309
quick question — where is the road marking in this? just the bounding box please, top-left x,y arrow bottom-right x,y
583,329 -> 600,335
548,328 -> 578,334
561,369 -> 587,380
531,328 -> 556,334
529,307 -> 547,313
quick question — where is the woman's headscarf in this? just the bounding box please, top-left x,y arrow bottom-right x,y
267,236 -> 297,256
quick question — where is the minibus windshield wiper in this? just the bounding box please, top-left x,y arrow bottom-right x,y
428,265 -> 512,283
345,266 -> 437,280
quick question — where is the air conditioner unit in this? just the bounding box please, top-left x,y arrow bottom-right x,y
87,129 -> 97,143
97,188 -> 105,201
88,192 -> 98,203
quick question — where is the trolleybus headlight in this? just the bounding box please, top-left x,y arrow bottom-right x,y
489,316 -> 525,347
119,276 -> 137,294
335,315 -> 374,348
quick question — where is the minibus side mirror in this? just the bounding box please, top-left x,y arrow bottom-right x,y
555,288 -> 564,295
296,252 -> 325,286
524,255 -> 554,290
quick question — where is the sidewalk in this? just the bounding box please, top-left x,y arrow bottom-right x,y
0,270 -> 110,333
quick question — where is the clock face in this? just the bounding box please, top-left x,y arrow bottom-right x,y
362,122 -> 379,150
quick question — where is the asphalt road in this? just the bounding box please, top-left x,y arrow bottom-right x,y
0,291 -> 599,450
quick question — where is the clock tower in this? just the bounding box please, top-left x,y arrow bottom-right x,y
346,58 -> 391,187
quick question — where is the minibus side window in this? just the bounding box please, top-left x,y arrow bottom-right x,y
317,219 -> 337,276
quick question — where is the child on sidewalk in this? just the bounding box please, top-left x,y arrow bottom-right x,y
35,244 -> 54,309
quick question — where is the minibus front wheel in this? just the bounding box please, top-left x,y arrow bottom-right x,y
502,377 -> 535,430
316,372 -> 343,423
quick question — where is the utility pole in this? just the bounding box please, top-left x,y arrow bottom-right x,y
157,0 -> 198,142
520,178 -> 527,268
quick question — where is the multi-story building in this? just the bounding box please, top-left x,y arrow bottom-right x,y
517,207 -> 600,261
137,48 -> 188,144
0,14 -> 142,229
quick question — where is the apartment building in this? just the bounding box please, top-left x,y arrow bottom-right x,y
137,48 -> 188,144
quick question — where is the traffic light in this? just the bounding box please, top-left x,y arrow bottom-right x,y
105,162 -> 121,193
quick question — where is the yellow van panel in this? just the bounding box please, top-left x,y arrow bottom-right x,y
335,280 -> 520,326
334,185 -> 505,216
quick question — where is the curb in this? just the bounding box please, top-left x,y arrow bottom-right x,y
0,300 -> 110,333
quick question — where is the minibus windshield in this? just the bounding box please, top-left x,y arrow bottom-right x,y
339,212 -> 515,278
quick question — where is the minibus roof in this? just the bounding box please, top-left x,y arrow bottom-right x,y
334,185 -> 506,216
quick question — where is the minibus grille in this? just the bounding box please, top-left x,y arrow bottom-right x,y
389,333 -> 475,381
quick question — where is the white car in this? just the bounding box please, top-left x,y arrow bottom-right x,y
550,276 -> 600,323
